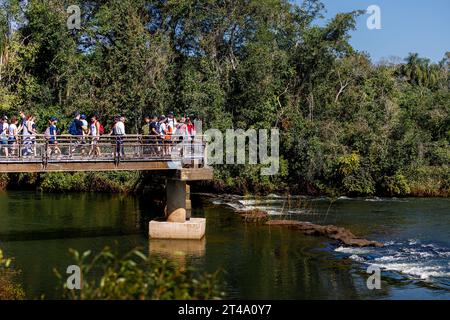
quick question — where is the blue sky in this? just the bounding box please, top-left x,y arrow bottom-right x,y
295,0 -> 450,63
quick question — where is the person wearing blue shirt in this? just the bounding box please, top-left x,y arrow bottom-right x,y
46,117 -> 61,157
69,112 -> 87,156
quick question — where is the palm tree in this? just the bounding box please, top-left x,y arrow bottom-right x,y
439,52 -> 450,89
0,2 -> 12,81
400,53 -> 445,89
403,53 -> 421,85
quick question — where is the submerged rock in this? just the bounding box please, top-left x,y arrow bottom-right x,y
266,220 -> 384,248
239,210 -> 269,223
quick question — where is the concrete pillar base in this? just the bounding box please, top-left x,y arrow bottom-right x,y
149,218 -> 206,240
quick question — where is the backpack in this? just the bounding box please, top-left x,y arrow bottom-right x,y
142,123 -> 150,136
165,125 -> 173,140
44,127 -> 51,139
68,120 -> 78,135
98,122 -> 105,135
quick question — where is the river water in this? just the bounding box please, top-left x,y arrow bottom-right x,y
0,191 -> 449,300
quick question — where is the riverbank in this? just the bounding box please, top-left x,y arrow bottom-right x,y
0,167 -> 448,198
0,172 -> 141,193
204,165 -> 450,198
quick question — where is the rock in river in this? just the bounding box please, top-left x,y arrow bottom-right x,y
266,220 -> 384,248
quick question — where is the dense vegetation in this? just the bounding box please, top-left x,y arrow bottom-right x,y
0,0 -> 448,196
1,171 -> 140,192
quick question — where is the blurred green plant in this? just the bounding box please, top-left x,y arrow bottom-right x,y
0,249 -> 25,300
55,246 -> 225,300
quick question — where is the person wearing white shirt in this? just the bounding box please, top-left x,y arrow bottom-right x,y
159,115 -> 169,156
115,119 -> 126,135
8,117 -> 19,157
167,111 -> 177,132
110,116 -> 126,158
1,116 -> 9,157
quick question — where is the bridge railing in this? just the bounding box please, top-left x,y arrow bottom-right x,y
0,134 -> 206,167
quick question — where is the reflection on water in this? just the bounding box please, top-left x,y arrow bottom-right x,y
149,239 -> 206,257
0,191 -> 449,299
149,239 -> 206,267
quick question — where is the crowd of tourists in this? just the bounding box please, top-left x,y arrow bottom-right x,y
0,111 -> 199,158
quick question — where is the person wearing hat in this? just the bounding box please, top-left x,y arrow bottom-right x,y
69,112 -> 86,136
69,112 -> 88,156
80,114 -> 88,134
45,117 -> 61,157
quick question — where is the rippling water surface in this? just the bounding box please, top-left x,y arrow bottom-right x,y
0,191 -> 449,299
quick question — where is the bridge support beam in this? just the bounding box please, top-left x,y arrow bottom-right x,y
165,180 -> 188,223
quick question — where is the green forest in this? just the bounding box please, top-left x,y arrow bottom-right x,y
0,0 -> 448,197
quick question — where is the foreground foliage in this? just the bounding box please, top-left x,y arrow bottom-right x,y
0,249 -> 25,300
55,247 -> 225,300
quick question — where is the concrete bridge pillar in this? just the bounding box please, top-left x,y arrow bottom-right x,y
149,173 -> 208,240
165,180 -> 188,223
186,184 -> 192,220
165,181 -> 192,222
